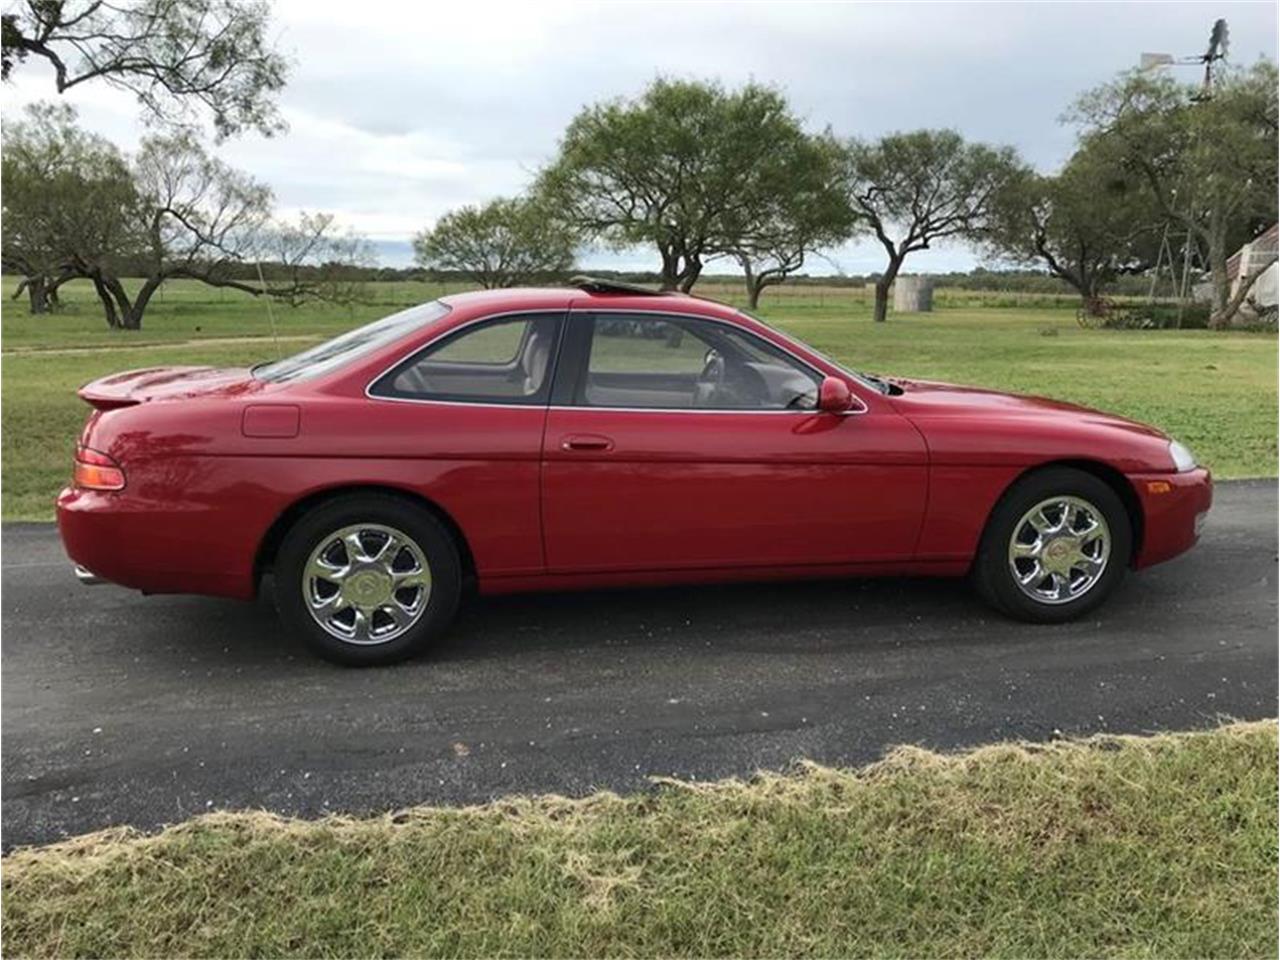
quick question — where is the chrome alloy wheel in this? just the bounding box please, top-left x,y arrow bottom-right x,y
302,524 -> 432,645
1007,496 -> 1111,605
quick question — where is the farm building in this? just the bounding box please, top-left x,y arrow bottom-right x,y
1225,222 -> 1278,309
1196,223 -> 1279,313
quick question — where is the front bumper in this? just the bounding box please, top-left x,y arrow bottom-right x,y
1130,467 -> 1213,569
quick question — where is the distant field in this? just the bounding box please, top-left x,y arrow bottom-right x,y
2,276 -> 1275,519
0,276 -> 1095,349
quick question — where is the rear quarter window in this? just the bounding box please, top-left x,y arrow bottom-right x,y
254,301 -> 451,383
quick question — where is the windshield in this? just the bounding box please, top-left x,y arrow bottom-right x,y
735,309 -> 889,394
253,301 -> 451,383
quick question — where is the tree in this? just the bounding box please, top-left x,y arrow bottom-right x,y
841,130 -> 1024,322
412,196 -> 578,288
1,102 -> 140,314
984,139 -> 1163,308
539,78 -> 834,291
87,134 -> 365,328
257,212 -> 376,307
1072,61 -> 1278,327
726,134 -> 855,308
2,106 -> 366,328
2,0 -> 289,139
85,131 -> 271,328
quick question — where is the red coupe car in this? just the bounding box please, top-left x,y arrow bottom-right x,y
58,279 -> 1212,665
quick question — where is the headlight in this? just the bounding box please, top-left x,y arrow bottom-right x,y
1168,440 -> 1197,472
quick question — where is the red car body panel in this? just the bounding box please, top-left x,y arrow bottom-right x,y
541,407 -> 928,572
56,287 -> 1212,602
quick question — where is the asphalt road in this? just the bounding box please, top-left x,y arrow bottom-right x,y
4,479 -> 1276,849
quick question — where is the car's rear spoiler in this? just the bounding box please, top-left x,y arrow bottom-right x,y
77,383 -> 142,411
76,367 -> 209,411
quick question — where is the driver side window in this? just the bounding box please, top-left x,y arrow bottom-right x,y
577,315 -> 820,410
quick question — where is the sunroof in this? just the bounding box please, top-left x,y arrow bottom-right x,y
569,276 -> 670,296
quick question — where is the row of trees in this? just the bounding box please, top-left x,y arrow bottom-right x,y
4,102 -> 369,328
3,2 -> 1275,328
416,63 -> 1277,326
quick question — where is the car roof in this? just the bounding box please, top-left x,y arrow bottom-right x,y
437,286 -> 742,322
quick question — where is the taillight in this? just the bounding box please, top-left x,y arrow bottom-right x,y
73,446 -> 126,491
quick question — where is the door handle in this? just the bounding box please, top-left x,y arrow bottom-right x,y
561,433 -> 614,452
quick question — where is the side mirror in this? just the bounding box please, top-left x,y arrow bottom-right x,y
817,376 -> 855,413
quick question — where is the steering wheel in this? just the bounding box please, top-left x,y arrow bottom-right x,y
693,349 -> 725,407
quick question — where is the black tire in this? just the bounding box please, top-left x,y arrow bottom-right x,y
972,467 -> 1133,623
275,493 -> 461,666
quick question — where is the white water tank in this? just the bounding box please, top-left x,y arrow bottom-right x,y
893,276 -> 934,312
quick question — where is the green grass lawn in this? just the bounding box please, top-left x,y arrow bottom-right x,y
3,277 -> 1275,519
3,722 -> 1274,959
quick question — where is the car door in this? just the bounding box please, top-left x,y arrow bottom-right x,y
365,310 -> 564,576
540,310 -> 929,574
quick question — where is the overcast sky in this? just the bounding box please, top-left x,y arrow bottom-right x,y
5,0 -> 1277,274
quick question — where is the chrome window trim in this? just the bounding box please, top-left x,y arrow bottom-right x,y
363,305 -> 869,415
556,405 -> 865,416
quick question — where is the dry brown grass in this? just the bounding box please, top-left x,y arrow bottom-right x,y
4,721 -> 1275,958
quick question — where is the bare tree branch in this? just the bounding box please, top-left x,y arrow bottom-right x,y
2,0 -> 290,139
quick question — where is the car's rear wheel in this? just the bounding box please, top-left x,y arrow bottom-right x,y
972,467 -> 1132,623
275,493 -> 461,665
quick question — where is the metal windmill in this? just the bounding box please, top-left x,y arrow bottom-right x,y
1140,18 -> 1230,101
1138,19 -> 1230,310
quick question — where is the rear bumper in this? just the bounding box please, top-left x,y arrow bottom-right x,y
57,486 -> 254,598
1131,468 -> 1213,569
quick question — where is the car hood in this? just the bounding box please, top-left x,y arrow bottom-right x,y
886,376 -> 1168,440
78,366 -> 263,410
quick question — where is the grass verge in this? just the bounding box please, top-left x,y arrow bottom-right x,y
3,721 -> 1275,958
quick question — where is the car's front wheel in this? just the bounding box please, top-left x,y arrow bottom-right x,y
972,467 -> 1133,623
275,493 -> 461,665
